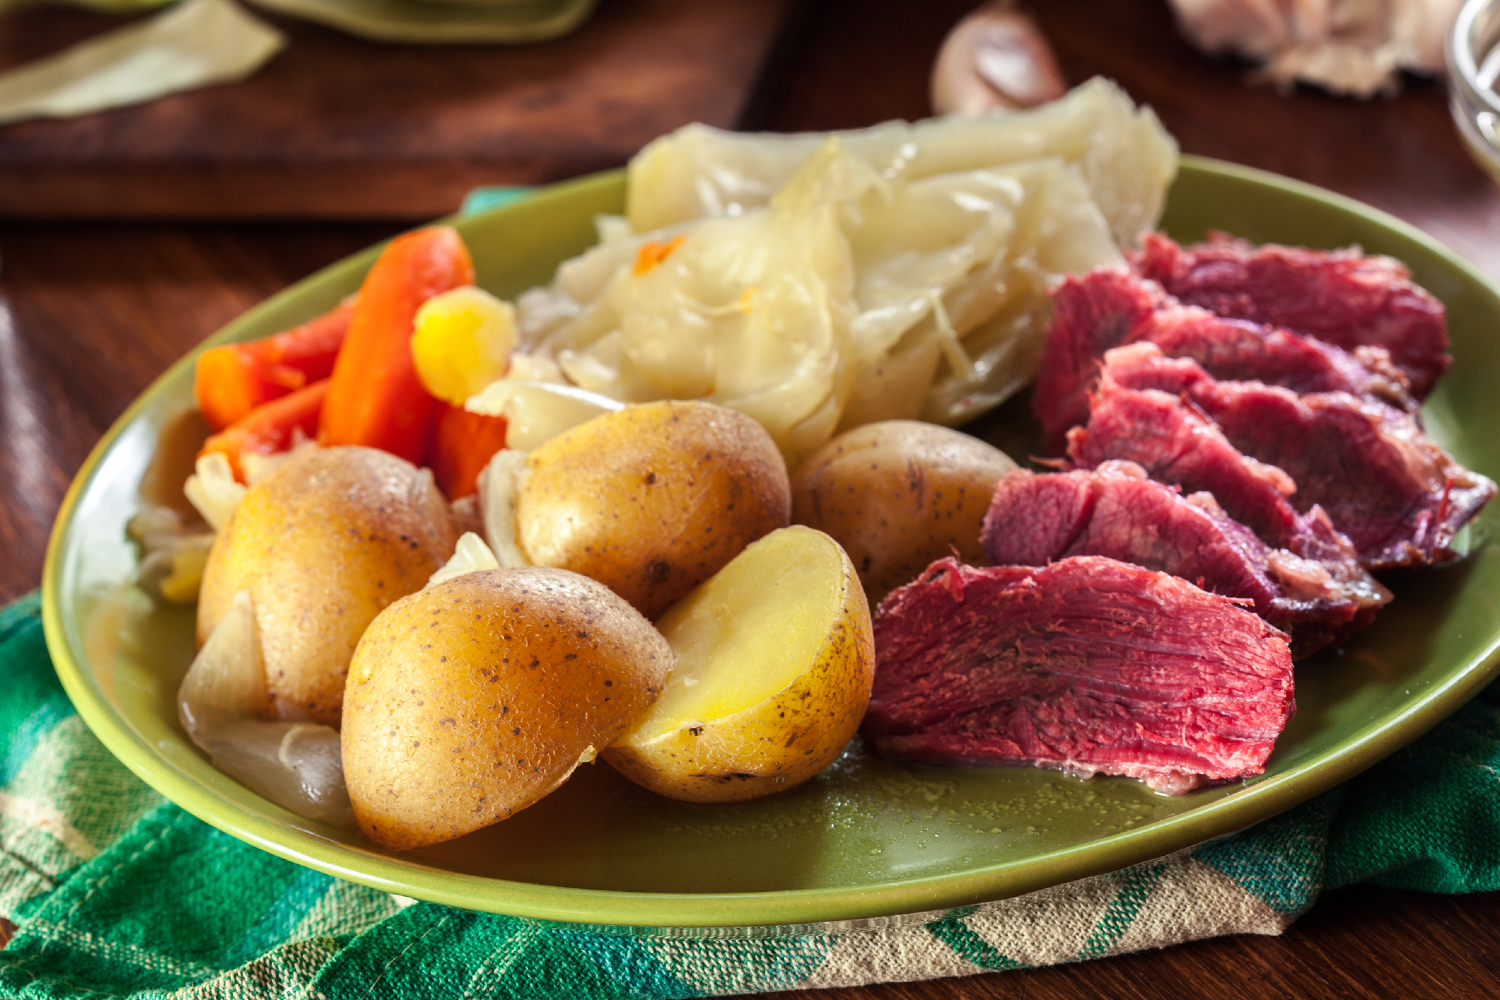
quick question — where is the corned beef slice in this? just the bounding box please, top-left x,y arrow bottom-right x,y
1064,356 -> 1351,556
1132,232 -> 1450,397
1095,343 -> 1496,569
864,556 -> 1295,794
1032,268 -> 1415,452
980,462 -> 1389,658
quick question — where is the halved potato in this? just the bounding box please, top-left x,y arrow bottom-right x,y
514,399 -> 791,619
197,446 -> 458,727
791,420 -> 1016,605
342,567 -> 672,849
603,525 -> 874,803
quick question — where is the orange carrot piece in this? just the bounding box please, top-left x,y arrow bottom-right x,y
633,234 -> 685,276
194,299 -> 354,432
429,404 -> 509,500
200,379 -> 329,483
318,227 -> 474,464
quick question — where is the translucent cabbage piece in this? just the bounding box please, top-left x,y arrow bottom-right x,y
178,591 -> 353,826
183,452 -> 245,532
524,139 -> 862,465
842,157 -> 1123,427
626,77 -> 1176,248
478,450 -> 533,569
465,378 -> 622,450
921,158 -> 1125,424
515,78 -> 1175,461
427,531 -> 501,588
126,504 -> 215,604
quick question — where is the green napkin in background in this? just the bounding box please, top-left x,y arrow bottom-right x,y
1,590 -> 1496,998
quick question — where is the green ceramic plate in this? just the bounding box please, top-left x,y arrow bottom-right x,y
42,156 -> 1500,929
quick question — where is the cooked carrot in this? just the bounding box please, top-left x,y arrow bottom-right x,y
319,227 -> 474,464
194,299 -> 354,432
633,234 -> 685,276
429,404 -> 509,500
200,379 -> 329,483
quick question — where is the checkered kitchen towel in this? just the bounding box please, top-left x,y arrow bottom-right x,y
2,592 -> 1498,998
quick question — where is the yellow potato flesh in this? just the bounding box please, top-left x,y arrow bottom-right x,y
632,531 -> 836,740
341,567 -> 672,850
604,525 -> 874,803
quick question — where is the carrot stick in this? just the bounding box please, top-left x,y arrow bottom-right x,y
429,404 -> 509,500
200,379 -> 329,483
318,227 -> 474,464
194,299 -> 354,432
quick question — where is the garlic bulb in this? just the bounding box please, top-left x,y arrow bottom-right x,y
1167,0 -> 1463,98
931,2 -> 1067,114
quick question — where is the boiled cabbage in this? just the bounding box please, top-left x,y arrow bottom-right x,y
522,138 -> 862,464
178,591 -> 351,825
626,77 -> 1175,247
508,77 -> 1177,464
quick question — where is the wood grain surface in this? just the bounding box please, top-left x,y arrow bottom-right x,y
0,0 -> 795,219
1,0 -> 1499,994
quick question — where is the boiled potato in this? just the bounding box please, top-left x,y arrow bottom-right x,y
341,567 -> 672,849
515,400 -> 791,619
791,420 -> 1016,605
603,525 -> 873,803
197,446 -> 458,727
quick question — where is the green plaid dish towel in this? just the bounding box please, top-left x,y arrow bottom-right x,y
2,592 -> 1499,998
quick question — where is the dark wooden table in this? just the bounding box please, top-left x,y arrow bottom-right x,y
2,1 -> 1499,996
0,0 -> 797,217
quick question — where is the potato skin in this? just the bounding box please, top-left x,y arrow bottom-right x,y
341,567 -> 672,849
516,400 -> 791,619
603,534 -> 874,803
197,446 -> 458,727
791,420 -> 1016,605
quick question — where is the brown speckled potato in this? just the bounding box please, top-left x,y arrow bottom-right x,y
791,420 -> 1017,605
197,446 -> 457,727
341,567 -> 672,849
603,526 -> 873,804
515,400 -> 791,619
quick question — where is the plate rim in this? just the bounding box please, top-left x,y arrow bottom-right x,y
42,155 -> 1500,929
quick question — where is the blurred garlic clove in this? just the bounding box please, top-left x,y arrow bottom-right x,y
931,1 -> 1067,115
1170,0 -> 1299,60
1396,0 -> 1464,73
1167,0 -> 1463,97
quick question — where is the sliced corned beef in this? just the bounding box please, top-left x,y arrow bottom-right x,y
1032,268 -> 1415,452
1064,354 -> 1350,555
1098,343 -> 1496,569
864,556 -> 1295,795
980,461 -> 1389,657
1132,232 -> 1450,397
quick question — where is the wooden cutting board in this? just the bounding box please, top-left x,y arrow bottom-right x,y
0,0 -> 798,219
